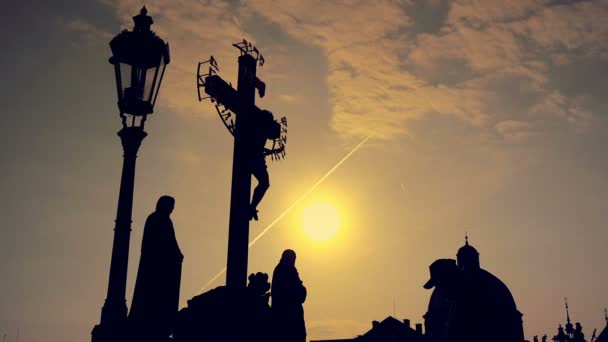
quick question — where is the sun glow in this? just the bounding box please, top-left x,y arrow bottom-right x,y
301,202 -> 341,242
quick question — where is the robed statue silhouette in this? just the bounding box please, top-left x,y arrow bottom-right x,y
128,196 -> 183,341
271,249 -> 307,342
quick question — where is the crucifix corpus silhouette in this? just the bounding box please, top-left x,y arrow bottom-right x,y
197,40 -> 287,289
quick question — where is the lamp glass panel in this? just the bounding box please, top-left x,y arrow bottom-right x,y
144,66 -> 158,103
119,63 -> 131,93
152,55 -> 166,106
134,66 -> 146,100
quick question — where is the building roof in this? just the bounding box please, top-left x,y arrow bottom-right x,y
458,268 -> 518,311
596,322 -> 608,342
311,316 -> 424,342
359,316 -> 423,341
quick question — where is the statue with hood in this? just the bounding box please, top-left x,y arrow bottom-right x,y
271,249 -> 307,342
128,195 -> 183,340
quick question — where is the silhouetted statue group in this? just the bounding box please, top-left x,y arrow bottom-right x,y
126,197 -> 307,342
547,321 -> 588,342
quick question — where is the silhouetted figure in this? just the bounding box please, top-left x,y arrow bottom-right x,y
128,196 -> 183,341
248,272 -> 271,305
271,249 -> 307,342
247,272 -> 272,341
555,324 -> 568,342
423,259 -> 459,342
574,322 -> 586,342
249,110 -> 284,221
535,336 -> 539,342
552,299 -> 588,342
544,335 -> 548,342
248,111 -> 270,222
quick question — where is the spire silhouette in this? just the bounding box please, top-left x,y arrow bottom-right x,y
564,297 -> 574,335
566,297 -> 571,324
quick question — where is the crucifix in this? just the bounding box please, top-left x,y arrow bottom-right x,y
197,40 -> 287,289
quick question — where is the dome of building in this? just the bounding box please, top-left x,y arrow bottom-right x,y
424,239 -> 524,342
458,268 -> 518,310
457,236 -> 480,271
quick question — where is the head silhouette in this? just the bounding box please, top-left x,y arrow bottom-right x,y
156,195 -> 175,216
424,259 -> 458,289
280,249 -> 296,267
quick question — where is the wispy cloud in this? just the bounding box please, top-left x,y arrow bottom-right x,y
96,0 -> 606,140
495,120 -> 535,142
56,17 -> 113,44
244,0 -> 420,139
245,0 -> 604,139
278,94 -> 299,103
530,91 -> 593,132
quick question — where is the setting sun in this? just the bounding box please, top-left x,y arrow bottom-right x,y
301,202 -> 341,242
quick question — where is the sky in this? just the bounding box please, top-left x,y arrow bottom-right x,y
1,0 -> 608,341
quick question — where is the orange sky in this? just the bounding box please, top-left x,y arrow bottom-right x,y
1,1 -> 608,341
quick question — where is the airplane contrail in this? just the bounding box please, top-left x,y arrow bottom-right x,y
195,136 -> 371,295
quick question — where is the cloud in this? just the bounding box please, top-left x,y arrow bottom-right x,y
95,0 -> 605,140
446,0 -> 545,25
406,0 -> 603,133
243,0 -> 422,139
278,94 -> 299,103
245,0 -> 605,139
495,120 -> 534,142
56,17 -> 113,44
409,24 -> 525,73
530,91 -> 593,132
511,1 -> 608,59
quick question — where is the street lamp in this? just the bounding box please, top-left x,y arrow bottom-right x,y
109,5 -> 170,128
92,7 -> 170,342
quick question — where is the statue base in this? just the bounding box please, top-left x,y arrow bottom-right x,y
174,285 -> 271,342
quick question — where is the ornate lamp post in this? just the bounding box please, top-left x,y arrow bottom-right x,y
92,7 -> 169,342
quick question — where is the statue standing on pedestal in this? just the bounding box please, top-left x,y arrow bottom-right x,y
128,196 -> 183,341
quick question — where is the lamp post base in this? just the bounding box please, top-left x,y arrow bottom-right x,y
91,323 -> 125,342
92,308 -> 128,342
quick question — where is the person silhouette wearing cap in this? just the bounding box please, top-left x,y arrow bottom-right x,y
424,259 -> 460,290
423,259 -> 460,341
